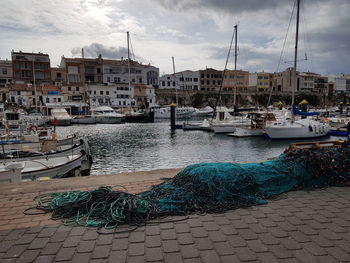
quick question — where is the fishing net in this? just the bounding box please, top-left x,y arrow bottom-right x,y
28,147 -> 350,228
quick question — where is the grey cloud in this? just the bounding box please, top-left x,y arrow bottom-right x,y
71,43 -> 144,61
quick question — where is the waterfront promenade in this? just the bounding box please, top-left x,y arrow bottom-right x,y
0,170 -> 350,262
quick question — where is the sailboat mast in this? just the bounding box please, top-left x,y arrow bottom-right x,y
127,32 -> 131,106
32,52 -> 37,111
172,56 -> 178,106
292,0 -> 300,105
233,25 -> 238,107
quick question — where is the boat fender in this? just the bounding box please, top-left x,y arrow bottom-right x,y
309,125 -> 313,132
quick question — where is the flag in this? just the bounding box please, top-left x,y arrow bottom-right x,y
53,117 -> 59,126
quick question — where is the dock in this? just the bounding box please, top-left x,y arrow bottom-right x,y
0,169 -> 350,262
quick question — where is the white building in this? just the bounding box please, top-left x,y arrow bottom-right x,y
0,60 -> 13,86
87,84 -> 134,108
159,70 -> 200,90
328,74 -> 350,94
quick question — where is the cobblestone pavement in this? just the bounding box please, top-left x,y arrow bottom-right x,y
1,186 -> 350,262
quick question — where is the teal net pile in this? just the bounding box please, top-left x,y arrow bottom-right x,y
28,147 -> 350,228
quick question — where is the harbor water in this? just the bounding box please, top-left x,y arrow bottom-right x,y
56,122 -> 342,175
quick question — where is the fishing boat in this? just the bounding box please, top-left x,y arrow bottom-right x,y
49,108 -> 72,126
72,115 -> 96,124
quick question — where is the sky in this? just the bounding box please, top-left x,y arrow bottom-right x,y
0,0 -> 349,75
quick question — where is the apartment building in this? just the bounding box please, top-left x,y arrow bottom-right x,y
11,51 -> 51,84
159,70 -> 200,90
0,60 -> 13,86
328,75 -> 350,94
249,72 -> 273,92
222,69 -> 250,92
199,68 -> 223,91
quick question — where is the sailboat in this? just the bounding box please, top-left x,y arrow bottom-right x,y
265,0 -> 330,139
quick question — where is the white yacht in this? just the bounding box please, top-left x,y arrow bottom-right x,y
154,106 -> 195,119
90,106 -> 124,124
50,108 -> 72,126
211,107 -> 251,134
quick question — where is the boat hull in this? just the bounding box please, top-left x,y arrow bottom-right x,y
228,127 -> 264,137
94,116 -> 123,124
265,124 -> 331,139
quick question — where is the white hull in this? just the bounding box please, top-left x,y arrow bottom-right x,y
94,116 -> 123,124
183,120 -> 213,131
228,127 -> 264,137
265,120 -> 331,139
154,107 -> 195,119
72,116 -> 96,124
212,124 -> 236,134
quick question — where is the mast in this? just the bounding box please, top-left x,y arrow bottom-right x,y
172,56 -> 178,106
127,32 -> 131,107
31,52 -> 37,111
292,0 -> 300,106
233,25 -> 238,108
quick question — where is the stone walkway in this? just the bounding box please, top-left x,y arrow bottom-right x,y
0,180 -> 350,262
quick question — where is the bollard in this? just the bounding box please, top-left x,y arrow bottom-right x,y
170,103 -> 176,130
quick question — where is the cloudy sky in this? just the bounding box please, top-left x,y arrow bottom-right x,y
0,0 -> 349,75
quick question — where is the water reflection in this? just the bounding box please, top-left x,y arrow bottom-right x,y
56,123 -> 341,175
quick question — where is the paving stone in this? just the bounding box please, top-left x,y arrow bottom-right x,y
96,234 -> 113,245
163,240 -> 180,253
285,216 -> 305,226
191,227 -> 208,238
309,235 -> 334,248
128,243 -> 144,256
269,244 -> 293,259
71,253 -> 91,263
280,237 -> 302,250
77,240 -> 95,253
62,236 -> 81,248
303,242 -> 327,256
200,250 -> 220,263
69,227 -> 86,236
297,225 -> 318,236
268,214 -> 285,222
236,208 -> 251,216
92,245 -> 110,259
28,237 -> 49,249
227,234 -> 246,247
56,225 -> 72,233
160,222 -> 174,230
203,221 -> 219,231
214,242 -> 234,256
180,244 -> 199,258
41,242 -> 62,255
183,258 -> 201,263
15,234 -> 37,245
208,230 -> 227,242
25,226 -> 43,234
259,233 -> 280,245
316,255 -> 339,263
145,235 -> 161,248
177,233 -> 194,245
163,252 -> 183,263
319,229 -> 342,240
126,255 -> 146,263
50,231 -> 69,243
247,239 -> 268,253
259,219 -> 277,227
293,249 -> 318,263
145,247 -> 163,262
35,255 -> 55,263
200,214 -> 214,222
112,237 -> 129,250
55,247 -> 75,261
187,219 -> 202,228
214,217 -> 231,225
38,227 -> 57,238
220,225 -> 237,235
250,210 -> 267,219
326,246 -> 350,262
3,244 -> 26,259
5,229 -> 26,241
82,230 -> 99,241
16,249 -> 40,263
233,247 -> 257,261
289,231 -> 311,243
258,252 -> 279,263
305,220 -> 326,230
174,224 -> 190,233
225,211 -> 241,220
249,223 -> 268,234
238,228 -> 258,240
129,231 -> 145,243
231,220 -> 248,229
194,239 -> 214,252
108,250 -> 126,262
145,226 -> 160,236
220,254 -> 241,263
241,215 -> 258,224
323,222 -> 347,233
277,221 -> 297,232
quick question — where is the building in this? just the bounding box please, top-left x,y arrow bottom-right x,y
199,68 -> 223,91
159,70 -> 200,90
327,75 -> 350,94
249,72 -> 273,92
0,60 -> 13,86
87,84 -> 134,108
222,69 -> 250,92
8,83 -> 40,109
298,72 -> 328,94
11,51 -> 51,84
51,67 -> 66,85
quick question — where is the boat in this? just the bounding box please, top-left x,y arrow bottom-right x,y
192,106 -> 214,117
90,106 -> 124,124
0,137 -> 92,183
154,106 -> 195,119
183,119 -> 212,131
327,116 -> 350,129
265,0 -> 330,139
72,115 -> 96,124
50,108 -> 72,126
20,111 -> 46,127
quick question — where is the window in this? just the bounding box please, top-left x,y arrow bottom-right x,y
162,81 -> 165,86
58,98 -> 61,102
2,68 -> 7,75
56,72 -> 61,78
46,98 -> 50,103
194,78 -> 198,82
97,68 -> 101,74
94,91 -> 96,95
107,77 -> 110,82
106,91 -> 109,95
100,91 -> 103,95
68,87 -> 71,91
76,87 -> 79,91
